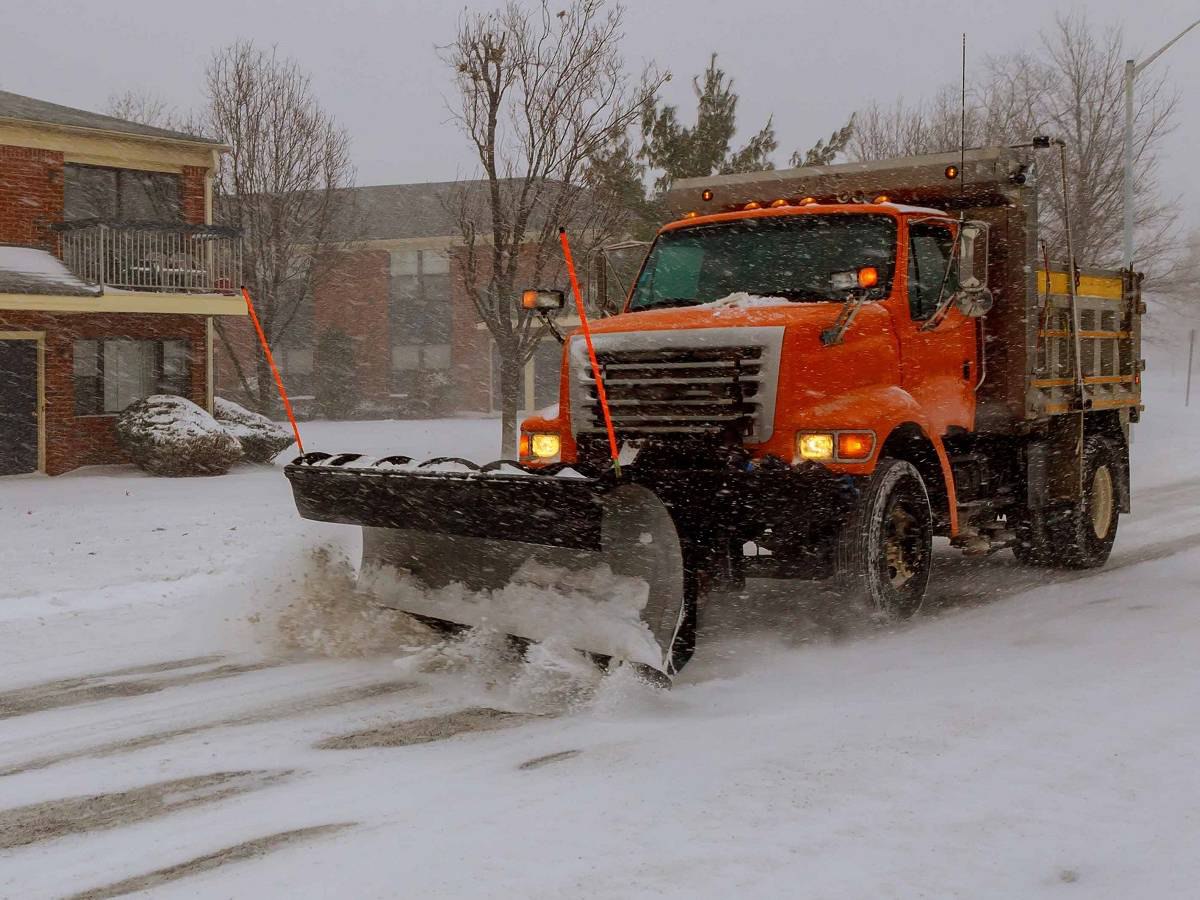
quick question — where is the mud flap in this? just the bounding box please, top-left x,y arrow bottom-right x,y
286,462 -> 688,674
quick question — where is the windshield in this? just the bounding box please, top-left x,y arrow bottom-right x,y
629,213 -> 898,311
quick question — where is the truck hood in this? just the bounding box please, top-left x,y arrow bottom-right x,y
581,296 -> 885,344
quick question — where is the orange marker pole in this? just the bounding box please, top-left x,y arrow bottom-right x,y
242,287 -> 304,454
558,228 -> 620,475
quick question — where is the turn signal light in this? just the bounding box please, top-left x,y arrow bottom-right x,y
857,266 -> 879,289
836,431 -> 875,460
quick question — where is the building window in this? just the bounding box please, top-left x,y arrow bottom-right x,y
389,249 -> 453,396
64,164 -> 182,224
73,339 -> 190,415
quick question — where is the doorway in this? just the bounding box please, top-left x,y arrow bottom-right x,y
0,334 -> 43,476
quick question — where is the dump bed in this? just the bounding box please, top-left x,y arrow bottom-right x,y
665,148 -> 1142,431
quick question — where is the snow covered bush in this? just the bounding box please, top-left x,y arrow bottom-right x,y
214,397 -> 294,463
115,395 -> 244,476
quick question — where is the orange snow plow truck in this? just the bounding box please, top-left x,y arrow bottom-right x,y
286,145 -> 1143,679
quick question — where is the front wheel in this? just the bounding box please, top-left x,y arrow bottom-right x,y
833,458 -> 933,619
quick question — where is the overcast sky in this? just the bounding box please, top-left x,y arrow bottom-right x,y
4,0 -> 1199,227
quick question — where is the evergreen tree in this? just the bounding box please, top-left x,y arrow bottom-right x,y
640,54 -> 778,195
314,327 -> 357,419
791,115 -> 856,168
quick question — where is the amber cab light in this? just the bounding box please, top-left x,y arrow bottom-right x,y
945,164 -> 959,180
837,431 -> 875,461
857,266 -> 879,289
530,433 -> 561,460
874,194 -> 889,203
743,200 -> 762,210
702,189 -> 714,201
799,196 -> 817,206
770,198 -> 789,208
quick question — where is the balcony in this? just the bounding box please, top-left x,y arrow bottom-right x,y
56,221 -> 242,295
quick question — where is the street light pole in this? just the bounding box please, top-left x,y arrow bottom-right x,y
1122,17 -> 1200,271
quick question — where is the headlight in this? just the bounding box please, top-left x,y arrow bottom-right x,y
796,430 -> 875,463
796,432 -> 835,461
530,433 -> 562,460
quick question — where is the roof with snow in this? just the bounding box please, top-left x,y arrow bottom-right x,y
0,246 -> 102,297
0,89 -> 220,146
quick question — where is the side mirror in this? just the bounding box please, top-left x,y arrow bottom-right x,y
954,223 -> 993,317
521,289 -> 565,311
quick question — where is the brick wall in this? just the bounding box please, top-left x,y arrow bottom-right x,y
0,144 -> 64,251
0,310 -> 208,475
312,248 -> 392,404
180,165 -> 207,225
450,247 -> 492,412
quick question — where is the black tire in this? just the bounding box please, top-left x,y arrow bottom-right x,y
1014,435 -> 1119,570
833,458 -> 933,618
664,569 -> 701,675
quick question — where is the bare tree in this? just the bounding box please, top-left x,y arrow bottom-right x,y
850,13 -> 1181,283
105,89 -> 180,131
442,0 -> 666,454
203,41 -> 354,411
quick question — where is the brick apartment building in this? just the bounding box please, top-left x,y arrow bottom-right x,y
0,90 -> 245,476
216,181 -> 573,419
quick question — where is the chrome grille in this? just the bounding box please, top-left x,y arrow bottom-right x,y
581,346 -> 764,436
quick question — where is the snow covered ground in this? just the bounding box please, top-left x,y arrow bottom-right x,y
2,342 -> 1200,898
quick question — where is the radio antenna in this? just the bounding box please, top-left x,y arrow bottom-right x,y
959,32 -> 967,212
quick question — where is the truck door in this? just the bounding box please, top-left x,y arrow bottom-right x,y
897,220 -> 978,435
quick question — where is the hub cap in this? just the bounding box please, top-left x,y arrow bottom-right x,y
1091,465 -> 1114,540
884,505 -> 921,588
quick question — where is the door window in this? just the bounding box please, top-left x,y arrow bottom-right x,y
907,223 -> 957,321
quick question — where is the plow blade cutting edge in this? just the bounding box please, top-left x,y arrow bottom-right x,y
284,456 -> 690,676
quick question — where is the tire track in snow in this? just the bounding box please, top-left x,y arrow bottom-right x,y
0,679 -> 416,777
63,823 -> 353,900
0,770 -> 292,850
518,749 -> 582,770
0,659 -> 278,721
316,706 -> 539,750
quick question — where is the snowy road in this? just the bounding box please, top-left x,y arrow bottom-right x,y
3,375 -> 1200,898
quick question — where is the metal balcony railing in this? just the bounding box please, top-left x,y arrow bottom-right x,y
56,221 -> 242,294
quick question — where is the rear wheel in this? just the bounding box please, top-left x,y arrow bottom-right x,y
1013,435 -> 1119,569
833,458 -> 933,618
